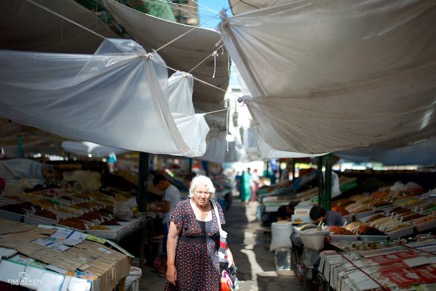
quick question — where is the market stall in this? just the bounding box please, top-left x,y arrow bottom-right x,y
288,179 -> 436,288
0,217 -> 131,290
319,236 -> 436,290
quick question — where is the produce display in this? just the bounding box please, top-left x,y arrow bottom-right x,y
326,226 -> 353,235
0,187 -> 141,240
344,222 -> 386,236
319,236 -> 436,291
329,182 -> 436,240
291,180 -> 435,291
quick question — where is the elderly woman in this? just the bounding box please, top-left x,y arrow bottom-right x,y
165,175 -> 234,291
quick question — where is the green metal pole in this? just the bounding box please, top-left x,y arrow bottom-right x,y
18,135 -> 23,158
324,154 -> 332,211
317,157 -> 324,207
189,158 -> 193,175
137,152 -> 149,212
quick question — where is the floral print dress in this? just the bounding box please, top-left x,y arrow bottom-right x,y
164,199 -> 225,291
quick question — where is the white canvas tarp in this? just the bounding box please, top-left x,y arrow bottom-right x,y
61,141 -> 128,158
0,0 -> 120,54
0,0 -> 228,160
219,0 -> 436,157
257,135 -> 324,159
102,0 -> 230,118
0,38 -> 209,157
228,0 -> 290,16
336,136 -> 436,166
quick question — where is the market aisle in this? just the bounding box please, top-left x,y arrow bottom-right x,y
138,198 -> 309,291
225,200 -> 307,291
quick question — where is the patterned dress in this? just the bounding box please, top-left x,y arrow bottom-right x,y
164,199 -> 225,291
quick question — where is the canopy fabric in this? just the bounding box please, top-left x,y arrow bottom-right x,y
0,38 -> 209,157
228,0 -> 290,16
0,0 -> 120,54
219,0 -> 436,157
201,131 -> 229,163
200,130 -> 246,163
257,135 -> 324,159
0,0 -> 227,160
336,137 -> 436,167
61,141 -> 128,158
102,0 -> 230,123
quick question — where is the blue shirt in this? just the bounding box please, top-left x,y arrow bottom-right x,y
325,210 -> 346,226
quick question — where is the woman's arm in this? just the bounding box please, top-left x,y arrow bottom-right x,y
225,247 -> 234,267
166,221 -> 181,285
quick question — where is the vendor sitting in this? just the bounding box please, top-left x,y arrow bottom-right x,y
309,205 -> 347,226
276,205 -> 291,222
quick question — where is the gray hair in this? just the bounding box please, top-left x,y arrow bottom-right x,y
188,175 -> 215,198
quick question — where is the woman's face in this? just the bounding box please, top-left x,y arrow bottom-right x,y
192,184 -> 211,208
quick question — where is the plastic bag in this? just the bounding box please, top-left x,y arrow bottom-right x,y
269,221 -> 292,251
125,266 -> 142,288
62,170 -> 101,192
220,263 -> 239,291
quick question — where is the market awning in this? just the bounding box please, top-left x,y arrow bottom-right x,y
0,0 -> 120,53
227,0 -> 290,16
0,0 -> 229,159
219,0 -> 436,157
102,0 -> 230,126
0,39 -> 209,157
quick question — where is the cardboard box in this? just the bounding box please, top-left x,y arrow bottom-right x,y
0,218 -> 130,290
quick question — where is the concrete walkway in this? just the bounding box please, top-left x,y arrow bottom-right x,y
136,199 -> 313,291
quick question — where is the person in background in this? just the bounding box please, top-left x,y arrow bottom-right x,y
309,205 -> 347,226
165,175 -> 234,290
249,168 -> 261,203
234,171 -> 241,191
151,173 -> 181,275
238,170 -> 251,207
183,172 -> 197,190
286,200 -> 300,218
107,152 -> 117,173
280,164 -> 291,182
276,200 -> 300,222
276,205 -> 291,222
269,169 -> 278,185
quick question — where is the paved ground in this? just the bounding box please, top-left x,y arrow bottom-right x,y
134,199 -> 315,291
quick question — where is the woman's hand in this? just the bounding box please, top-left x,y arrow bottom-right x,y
166,264 -> 177,285
166,222 -> 180,285
226,248 -> 235,267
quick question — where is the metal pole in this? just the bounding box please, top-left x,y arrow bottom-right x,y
292,158 -> 296,180
317,157 -> 324,207
189,158 -> 193,175
18,135 -> 23,158
137,152 -> 149,212
324,154 -> 332,210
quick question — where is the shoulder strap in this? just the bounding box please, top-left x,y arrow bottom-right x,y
211,200 -> 228,237
211,199 -> 222,231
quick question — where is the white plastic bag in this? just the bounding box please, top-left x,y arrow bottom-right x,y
269,221 -> 293,251
125,266 -> 142,289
